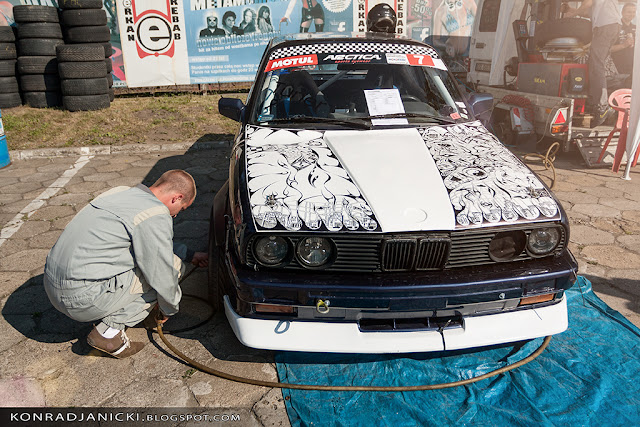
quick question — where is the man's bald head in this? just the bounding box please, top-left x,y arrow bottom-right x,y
151,170 -> 197,202
150,170 -> 197,217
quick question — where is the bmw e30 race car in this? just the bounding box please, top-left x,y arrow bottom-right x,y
210,32 -> 578,353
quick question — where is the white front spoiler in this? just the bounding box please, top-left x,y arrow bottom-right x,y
224,296 -> 568,353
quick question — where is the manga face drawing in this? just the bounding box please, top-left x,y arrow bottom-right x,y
245,126 -> 379,232
419,121 -> 559,227
245,122 -> 559,232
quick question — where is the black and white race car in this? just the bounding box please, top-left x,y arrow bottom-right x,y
210,32 -> 578,353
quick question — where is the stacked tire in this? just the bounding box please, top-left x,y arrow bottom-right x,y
14,5 -> 64,108
57,44 -> 110,111
0,26 -> 20,109
59,0 -> 113,110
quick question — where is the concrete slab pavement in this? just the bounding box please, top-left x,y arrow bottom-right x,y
0,144 -> 289,426
0,142 -> 638,424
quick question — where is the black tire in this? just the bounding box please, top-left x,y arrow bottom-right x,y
0,43 -> 17,59
13,5 -> 60,24
108,87 -> 114,102
0,92 -> 22,108
207,225 -> 224,313
17,38 -> 63,56
56,43 -> 104,62
59,0 -> 103,9
0,76 -> 19,93
23,90 -> 61,108
63,94 -> 110,111
0,26 -> 16,42
61,77 -> 108,96
102,42 -> 112,57
64,25 -> 111,43
533,18 -> 592,48
105,58 -> 112,73
58,61 -> 107,79
20,74 -> 60,91
16,23 -> 63,40
61,9 -> 107,27
0,59 -> 16,77
106,73 -> 113,87
17,56 -> 57,74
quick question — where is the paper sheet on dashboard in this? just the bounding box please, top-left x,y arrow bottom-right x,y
364,89 -> 408,126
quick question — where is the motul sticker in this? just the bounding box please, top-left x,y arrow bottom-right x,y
265,55 -> 318,72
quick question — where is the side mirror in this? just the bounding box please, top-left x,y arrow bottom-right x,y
467,92 -> 494,124
218,97 -> 245,122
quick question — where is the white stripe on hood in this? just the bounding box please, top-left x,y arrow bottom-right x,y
324,128 -> 455,232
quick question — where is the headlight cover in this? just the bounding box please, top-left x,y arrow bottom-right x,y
489,230 -> 527,262
527,227 -> 561,256
254,235 -> 290,266
296,237 -> 334,267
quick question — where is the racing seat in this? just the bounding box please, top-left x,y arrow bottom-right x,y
364,65 -> 395,89
271,69 -> 329,118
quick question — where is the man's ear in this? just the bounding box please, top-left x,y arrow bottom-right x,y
172,194 -> 184,204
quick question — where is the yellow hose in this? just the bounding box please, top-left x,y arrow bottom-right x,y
156,320 -> 551,392
523,141 -> 560,190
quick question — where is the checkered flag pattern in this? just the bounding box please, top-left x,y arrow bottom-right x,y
269,42 -> 440,60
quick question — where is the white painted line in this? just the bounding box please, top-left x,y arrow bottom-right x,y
0,155 -> 93,248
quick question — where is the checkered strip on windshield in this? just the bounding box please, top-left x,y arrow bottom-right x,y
268,42 -> 440,60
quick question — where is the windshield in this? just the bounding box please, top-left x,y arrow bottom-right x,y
250,42 -> 471,128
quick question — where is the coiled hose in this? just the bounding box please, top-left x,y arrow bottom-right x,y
523,141 -> 560,190
156,325 -> 550,391
154,266 -> 552,391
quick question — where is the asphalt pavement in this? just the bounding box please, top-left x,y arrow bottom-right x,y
0,141 -> 638,424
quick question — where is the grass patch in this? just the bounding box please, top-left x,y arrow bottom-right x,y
3,93 -> 239,150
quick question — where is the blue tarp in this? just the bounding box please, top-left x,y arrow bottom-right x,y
275,277 -> 640,426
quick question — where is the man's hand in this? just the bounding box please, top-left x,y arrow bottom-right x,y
191,251 -> 209,268
624,35 -> 634,48
153,305 -> 170,324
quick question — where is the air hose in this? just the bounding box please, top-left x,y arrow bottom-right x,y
523,141 -> 560,190
154,277 -> 552,391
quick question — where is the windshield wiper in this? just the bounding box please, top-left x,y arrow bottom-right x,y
265,115 -> 371,129
361,113 -> 457,125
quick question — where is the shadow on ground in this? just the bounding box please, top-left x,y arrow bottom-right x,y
2,141 -> 275,366
582,274 -> 640,320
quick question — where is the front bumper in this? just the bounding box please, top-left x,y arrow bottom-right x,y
224,294 -> 568,353
227,250 -> 577,315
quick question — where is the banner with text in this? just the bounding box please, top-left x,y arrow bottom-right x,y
1,0 -> 476,87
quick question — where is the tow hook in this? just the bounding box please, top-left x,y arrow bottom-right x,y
316,299 -> 330,314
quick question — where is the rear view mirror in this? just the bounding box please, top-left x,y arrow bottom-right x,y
218,98 -> 245,122
467,92 -> 494,124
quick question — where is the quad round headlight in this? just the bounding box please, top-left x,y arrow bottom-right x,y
296,237 -> 334,267
254,236 -> 290,266
489,230 -> 527,262
527,227 -> 561,255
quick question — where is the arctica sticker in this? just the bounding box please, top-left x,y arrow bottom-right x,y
322,53 -> 382,63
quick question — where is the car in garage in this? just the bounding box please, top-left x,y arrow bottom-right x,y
210,32 -> 578,353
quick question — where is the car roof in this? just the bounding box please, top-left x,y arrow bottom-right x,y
267,31 -> 431,50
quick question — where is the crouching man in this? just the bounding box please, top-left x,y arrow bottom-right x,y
44,169 -> 208,359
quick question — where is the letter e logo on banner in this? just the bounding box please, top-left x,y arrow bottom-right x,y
130,0 -> 178,59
